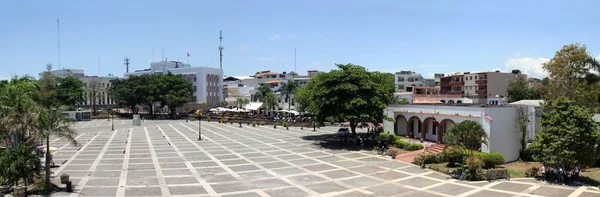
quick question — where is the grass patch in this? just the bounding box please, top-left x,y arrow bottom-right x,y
388,147 -> 409,155
580,167 -> 600,187
506,169 -> 525,178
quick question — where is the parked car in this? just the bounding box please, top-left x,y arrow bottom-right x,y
337,128 -> 349,137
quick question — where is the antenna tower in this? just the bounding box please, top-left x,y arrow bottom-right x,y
124,56 -> 130,73
219,30 -> 224,70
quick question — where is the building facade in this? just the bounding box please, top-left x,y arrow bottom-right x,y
45,68 -> 118,109
440,70 -> 527,103
383,104 -> 527,162
125,61 -> 224,106
394,71 -> 427,92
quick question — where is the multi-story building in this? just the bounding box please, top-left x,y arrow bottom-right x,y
394,71 -> 429,92
124,61 -> 223,106
440,70 -> 527,104
44,68 -> 118,109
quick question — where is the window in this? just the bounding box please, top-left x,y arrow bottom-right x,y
291,99 -> 295,105
193,75 -> 196,82
506,77 -> 510,81
470,76 -> 473,80
398,77 -> 405,82
194,86 -> 197,92
432,124 -> 437,135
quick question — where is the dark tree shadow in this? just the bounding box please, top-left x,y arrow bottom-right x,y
301,133 -> 374,151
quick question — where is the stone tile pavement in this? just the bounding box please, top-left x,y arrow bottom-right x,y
36,119 -> 600,197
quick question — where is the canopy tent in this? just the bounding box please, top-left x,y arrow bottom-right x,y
245,102 -> 263,111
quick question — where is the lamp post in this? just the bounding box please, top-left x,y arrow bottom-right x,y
111,109 -> 114,131
197,112 -> 202,141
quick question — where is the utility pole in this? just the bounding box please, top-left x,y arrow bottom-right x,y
294,47 -> 297,74
124,56 -> 130,73
219,30 -> 224,70
57,18 -> 61,70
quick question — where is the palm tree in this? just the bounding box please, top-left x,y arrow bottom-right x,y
253,85 -> 272,102
263,92 -> 278,116
0,77 -> 39,147
444,120 -> 489,155
279,80 -> 299,115
35,106 -> 78,190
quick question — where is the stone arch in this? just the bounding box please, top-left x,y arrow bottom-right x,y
407,116 -> 422,139
422,117 -> 437,142
457,100 -> 463,103
394,115 -> 408,136
438,119 -> 456,143
440,100 -> 446,104
447,100 -> 455,104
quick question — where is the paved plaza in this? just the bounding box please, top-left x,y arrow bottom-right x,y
41,119 -> 600,197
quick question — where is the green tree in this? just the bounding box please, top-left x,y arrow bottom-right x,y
0,77 -> 39,147
263,92 -> 278,116
530,97 -> 600,166
35,106 -> 78,191
514,107 -> 529,154
253,85 -> 272,102
279,80 -> 299,112
0,144 -> 41,192
55,76 -> 85,108
542,44 -> 600,109
294,63 -> 395,135
444,120 -> 489,154
507,77 -> 540,102
109,76 -> 147,114
155,73 -> 194,119
219,101 -> 227,107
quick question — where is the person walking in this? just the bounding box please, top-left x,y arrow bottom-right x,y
541,164 -> 547,181
574,164 -> 580,183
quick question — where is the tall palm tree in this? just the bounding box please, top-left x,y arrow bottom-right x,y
35,106 -> 78,191
263,92 -> 278,116
444,120 -> 489,155
254,85 -> 272,102
279,80 -> 299,114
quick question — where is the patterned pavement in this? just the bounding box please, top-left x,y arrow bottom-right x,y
39,119 -> 600,197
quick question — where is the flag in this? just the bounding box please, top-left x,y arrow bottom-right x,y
187,52 -> 190,57
432,116 -> 439,127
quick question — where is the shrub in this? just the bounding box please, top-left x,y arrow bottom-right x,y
300,123 -> 304,130
480,152 -> 504,169
273,123 -> 278,128
207,116 -> 211,122
387,149 -> 399,157
444,149 -> 466,167
247,121 -> 250,125
519,147 -> 535,162
393,139 -> 410,149
465,155 -> 485,181
252,121 -> 257,127
414,153 -> 444,166
260,121 -> 265,126
405,143 -> 424,151
283,121 -> 289,128
525,167 -> 539,177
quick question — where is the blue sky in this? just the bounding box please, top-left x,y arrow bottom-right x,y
1,0 -> 599,80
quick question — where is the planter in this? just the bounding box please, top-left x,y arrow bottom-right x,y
61,173 -> 70,184
13,186 -> 25,197
391,155 -> 396,159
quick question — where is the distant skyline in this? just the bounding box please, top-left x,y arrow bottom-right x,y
1,0 -> 600,80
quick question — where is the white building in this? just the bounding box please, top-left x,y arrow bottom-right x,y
44,69 -> 118,109
384,104 -> 527,162
125,61 -> 223,106
394,71 -> 427,92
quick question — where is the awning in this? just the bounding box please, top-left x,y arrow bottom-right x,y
245,102 -> 263,111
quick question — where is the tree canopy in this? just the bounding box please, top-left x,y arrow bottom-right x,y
530,97 -> 600,166
542,44 -> 600,109
507,77 -> 544,103
295,63 -> 395,134
109,73 -> 194,118
55,76 -> 85,107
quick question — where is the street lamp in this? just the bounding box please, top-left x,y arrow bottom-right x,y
111,109 -> 114,131
197,111 -> 202,141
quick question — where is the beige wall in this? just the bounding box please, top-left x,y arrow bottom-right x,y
486,72 -> 527,98
463,73 -> 478,97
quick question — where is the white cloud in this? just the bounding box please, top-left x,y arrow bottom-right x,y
288,34 -> 296,38
268,34 -> 281,42
256,57 -> 277,61
504,54 -> 550,79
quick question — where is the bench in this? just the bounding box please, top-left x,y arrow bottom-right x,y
487,169 -> 510,182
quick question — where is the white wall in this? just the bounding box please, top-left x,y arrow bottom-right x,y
485,107 -> 520,162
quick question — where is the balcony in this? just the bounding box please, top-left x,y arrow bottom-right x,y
475,79 -> 487,84
476,90 -> 488,95
447,91 -> 464,95
447,81 -> 464,86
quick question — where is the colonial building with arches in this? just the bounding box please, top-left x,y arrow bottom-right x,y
383,104 -> 525,162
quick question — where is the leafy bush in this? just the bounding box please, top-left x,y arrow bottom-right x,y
247,121 -> 250,125
300,123 -> 304,130
519,147 -> 535,162
405,143 -> 424,151
260,121 -> 265,126
444,149 -> 466,167
480,152 -> 504,169
207,116 -> 211,122
273,123 -> 278,128
465,155 -> 485,181
394,139 -> 410,149
252,121 -> 257,127
525,167 -> 539,177
387,149 -> 399,157
414,153 -> 444,166
283,121 -> 289,128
